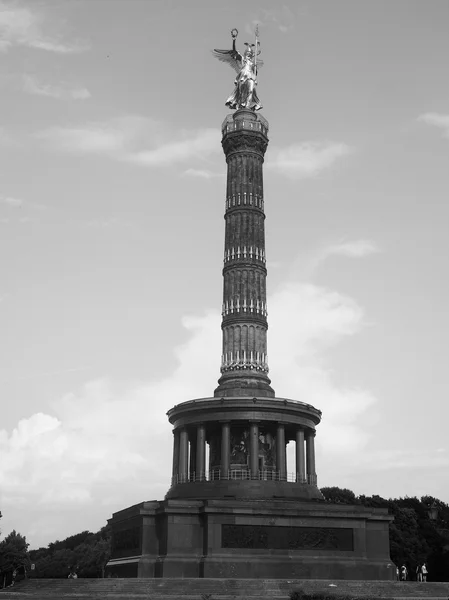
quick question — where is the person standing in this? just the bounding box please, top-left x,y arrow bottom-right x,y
416,563 -> 423,582
422,563 -> 428,582
401,564 -> 408,581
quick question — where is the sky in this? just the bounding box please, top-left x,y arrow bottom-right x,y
0,0 -> 448,550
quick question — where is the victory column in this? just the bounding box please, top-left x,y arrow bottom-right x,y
105,28 -> 394,581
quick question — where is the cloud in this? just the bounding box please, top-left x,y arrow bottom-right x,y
37,118 -> 140,156
269,282 -> 377,456
23,75 -> 90,100
324,240 -> 380,258
37,117 -> 220,168
0,194 -> 47,211
0,215 -> 31,225
0,2 -> 89,53
86,217 -> 133,229
297,239 -> 380,279
0,275 -> 378,548
418,113 -> 449,138
352,448 -> 449,472
245,6 -> 298,35
1,195 -> 23,207
183,168 -> 223,179
0,127 -> 17,146
267,141 -> 353,179
128,129 -> 218,167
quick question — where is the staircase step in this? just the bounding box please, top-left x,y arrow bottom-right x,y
0,578 -> 448,599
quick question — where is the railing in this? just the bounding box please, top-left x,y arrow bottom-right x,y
222,113 -> 269,136
171,470 -> 314,486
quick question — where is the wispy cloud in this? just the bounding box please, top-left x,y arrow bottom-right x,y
267,141 -> 353,179
0,1 -> 89,53
128,129 -> 218,167
37,116 -> 220,168
36,117 -> 141,157
301,239 -> 380,277
0,127 -> 17,146
353,448 -> 449,472
0,215 -> 31,225
322,239 -> 380,259
418,113 -> 449,138
0,194 -> 47,211
86,216 -> 134,229
23,75 -> 90,100
245,6 -> 299,35
0,366 -> 91,385
1,195 -> 23,207
183,168 -> 222,179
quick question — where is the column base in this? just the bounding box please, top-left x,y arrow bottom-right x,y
214,371 -> 275,398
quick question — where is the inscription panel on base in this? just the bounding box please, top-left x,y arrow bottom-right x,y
222,524 -> 353,551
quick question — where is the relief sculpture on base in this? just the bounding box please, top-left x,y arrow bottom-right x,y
222,525 -> 354,551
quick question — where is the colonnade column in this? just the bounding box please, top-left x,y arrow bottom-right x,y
295,427 -> 306,483
179,428 -> 189,483
250,422 -> 259,479
306,430 -> 317,485
196,423 -> 206,481
189,437 -> 197,481
172,429 -> 180,483
276,423 -> 286,480
220,422 -> 230,479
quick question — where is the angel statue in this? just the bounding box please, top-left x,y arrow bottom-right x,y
212,27 -> 263,111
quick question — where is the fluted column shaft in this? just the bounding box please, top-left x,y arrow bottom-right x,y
220,422 -> 230,478
196,424 -> 206,481
295,428 -> 306,483
189,438 -> 197,479
178,428 -> 189,483
172,429 -> 179,480
306,430 -> 317,485
250,422 -> 259,478
276,423 -> 286,479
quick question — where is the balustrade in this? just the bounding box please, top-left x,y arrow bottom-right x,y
171,469 -> 303,486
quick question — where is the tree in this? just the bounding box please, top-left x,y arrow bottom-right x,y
320,486 -> 359,504
0,530 -> 30,573
28,524 -> 111,578
319,488 -> 449,581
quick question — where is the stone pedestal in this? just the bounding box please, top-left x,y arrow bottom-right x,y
106,498 -> 394,580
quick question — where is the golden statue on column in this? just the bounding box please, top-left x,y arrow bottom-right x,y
212,26 -> 263,111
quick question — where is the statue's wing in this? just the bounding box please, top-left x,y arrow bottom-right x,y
212,49 -> 241,74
